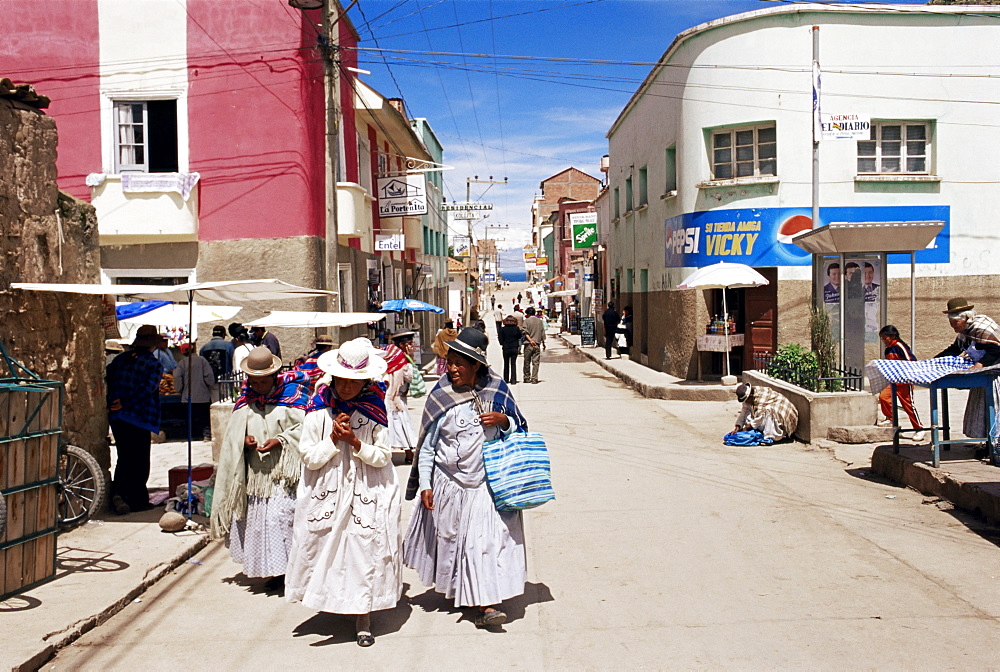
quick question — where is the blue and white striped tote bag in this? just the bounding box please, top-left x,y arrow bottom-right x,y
481,432 -> 555,511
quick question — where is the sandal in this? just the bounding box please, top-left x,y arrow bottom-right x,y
474,607 -> 507,627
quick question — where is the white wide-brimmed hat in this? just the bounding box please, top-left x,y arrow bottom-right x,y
317,337 -> 388,380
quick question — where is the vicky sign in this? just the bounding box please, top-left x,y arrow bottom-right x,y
664,205 -> 950,268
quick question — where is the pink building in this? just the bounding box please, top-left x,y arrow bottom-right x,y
4,0 -> 447,359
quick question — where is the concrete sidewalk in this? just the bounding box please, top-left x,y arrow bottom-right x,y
556,332 -> 733,401
557,329 -> 1000,529
2,440 -> 213,672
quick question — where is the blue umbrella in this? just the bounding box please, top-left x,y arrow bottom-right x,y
379,298 -> 445,314
115,300 -> 172,321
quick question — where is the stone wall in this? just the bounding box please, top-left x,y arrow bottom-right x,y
0,98 -> 106,467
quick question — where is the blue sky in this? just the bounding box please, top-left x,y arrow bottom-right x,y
344,0 -> 915,259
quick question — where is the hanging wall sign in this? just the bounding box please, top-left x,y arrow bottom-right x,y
377,174 -> 427,217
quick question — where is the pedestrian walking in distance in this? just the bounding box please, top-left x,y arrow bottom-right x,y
522,306 -> 545,383
876,325 -> 924,442
402,328 -> 530,628
602,302 -> 621,359
285,338 -> 402,648
498,315 -> 522,384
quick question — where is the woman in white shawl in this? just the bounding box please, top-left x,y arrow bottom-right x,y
209,347 -> 310,592
284,338 -> 402,648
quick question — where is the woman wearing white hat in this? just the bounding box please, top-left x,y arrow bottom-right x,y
284,338 -> 402,648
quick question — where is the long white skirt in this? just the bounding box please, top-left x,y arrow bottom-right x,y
388,408 -> 417,449
402,468 -> 526,607
284,450 -> 403,614
226,491 -> 296,578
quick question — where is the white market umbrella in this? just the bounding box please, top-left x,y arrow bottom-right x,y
677,262 -> 769,380
250,310 -> 386,328
12,278 -> 337,516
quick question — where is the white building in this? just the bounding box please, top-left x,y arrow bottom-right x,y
604,3 -> 1000,378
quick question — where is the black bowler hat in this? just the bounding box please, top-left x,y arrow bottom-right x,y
446,328 -> 489,366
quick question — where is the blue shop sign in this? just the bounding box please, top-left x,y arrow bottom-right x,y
664,205 -> 950,267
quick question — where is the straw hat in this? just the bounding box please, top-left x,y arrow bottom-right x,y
446,328 -> 489,367
317,337 -> 387,380
105,339 -> 124,353
315,333 -> 336,346
239,346 -> 282,376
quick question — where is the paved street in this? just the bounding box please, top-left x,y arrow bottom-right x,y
44,289 -> 1000,669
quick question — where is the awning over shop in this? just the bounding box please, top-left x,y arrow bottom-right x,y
251,311 -> 386,328
792,221 -> 944,255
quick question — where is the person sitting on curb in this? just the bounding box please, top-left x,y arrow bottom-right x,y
733,383 -> 798,442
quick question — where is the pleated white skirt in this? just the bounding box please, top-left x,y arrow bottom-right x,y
402,468 -> 526,607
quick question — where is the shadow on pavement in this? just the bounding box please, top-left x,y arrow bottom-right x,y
406,581 -> 554,630
56,548 -> 130,577
292,584 -> 414,645
0,594 -> 42,612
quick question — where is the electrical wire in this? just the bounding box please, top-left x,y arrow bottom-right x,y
363,0 -> 608,40
450,0 -> 491,178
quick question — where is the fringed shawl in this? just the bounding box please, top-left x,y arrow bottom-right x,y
960,314 -> 1000,349
209,401 -> 306,541
404,367 -> 527,500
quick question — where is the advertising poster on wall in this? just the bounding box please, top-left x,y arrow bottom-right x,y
664,205 -> 949,268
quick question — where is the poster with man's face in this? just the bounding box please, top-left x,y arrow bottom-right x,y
823,261 -> 841,304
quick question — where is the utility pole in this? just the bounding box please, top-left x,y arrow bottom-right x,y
322,4 -> 341,321
462,176 -> 506,325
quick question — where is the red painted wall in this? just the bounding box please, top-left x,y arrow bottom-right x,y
338,19 -> 359,184
187,0 -> 325,241
2,1 -> 102,201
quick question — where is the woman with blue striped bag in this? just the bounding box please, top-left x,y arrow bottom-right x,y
402,328 -> 553,629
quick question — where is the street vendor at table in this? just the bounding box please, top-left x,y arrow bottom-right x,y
935,298 -> 1000,450
733,383 -> 798,442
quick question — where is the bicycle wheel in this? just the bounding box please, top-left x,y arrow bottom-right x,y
58,445 -> 106,531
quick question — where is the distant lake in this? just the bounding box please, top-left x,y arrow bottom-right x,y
498,248 -> 527,282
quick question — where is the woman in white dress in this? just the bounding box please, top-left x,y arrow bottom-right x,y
384,329 -> 418,464
209,347 -> 309,592
284,338 -> 402,648
402,328 -> 529,628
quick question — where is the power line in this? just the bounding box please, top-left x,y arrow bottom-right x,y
450,0 -> 491,178
366,0 -> 608,40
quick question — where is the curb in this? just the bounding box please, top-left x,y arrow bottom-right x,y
555,333 -> 731,402
871,445 -> 1000,525
19,531 -> 211,671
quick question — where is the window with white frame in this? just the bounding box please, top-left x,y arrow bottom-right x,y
113,100 -> 178,173
857,122 -> 929,174
711,125 -> 776,180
